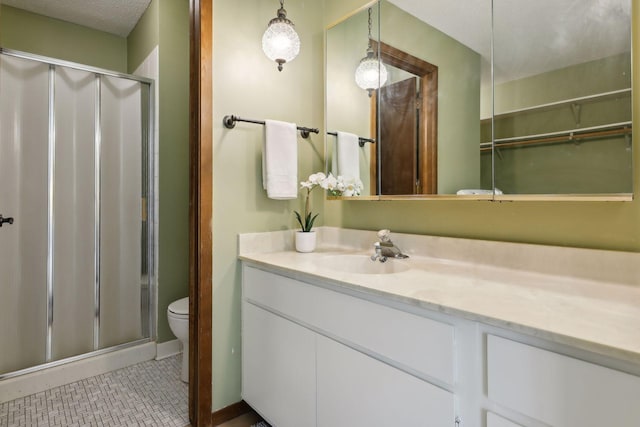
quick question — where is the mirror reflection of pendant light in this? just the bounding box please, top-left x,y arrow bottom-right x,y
262,0 -> 301,72
354,7 -> 388,96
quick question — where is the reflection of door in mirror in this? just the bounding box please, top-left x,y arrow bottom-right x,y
371,41 -> 438,195
379,78 -> 417,194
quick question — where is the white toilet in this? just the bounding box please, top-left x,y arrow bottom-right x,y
167,297 -> 189,383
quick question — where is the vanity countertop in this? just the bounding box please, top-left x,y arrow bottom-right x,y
239,227 -> 640,366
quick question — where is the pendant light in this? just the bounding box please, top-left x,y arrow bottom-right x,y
262,0 -> 301,72
354,7 -> 388,96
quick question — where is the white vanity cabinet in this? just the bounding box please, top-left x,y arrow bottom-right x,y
241,265 -> 459,427
239,228 -> 640,426
241,261 -> 640,427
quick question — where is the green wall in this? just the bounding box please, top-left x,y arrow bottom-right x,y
495,54 -> 631,112
0,5 -> 127,71
127,0 -> 159,70
212,0 -> 326,410
487,54 -> 632,194
156,0 -> 190,344
324,0 -> 640,252
127,0 -> 190,344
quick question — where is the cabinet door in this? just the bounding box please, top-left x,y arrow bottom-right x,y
487,412 -> 522,427
488,334 -> 640,427
317,335 -> 455,427
242,302 -> 316,427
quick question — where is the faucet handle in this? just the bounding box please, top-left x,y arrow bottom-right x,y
377,229 -> 391,242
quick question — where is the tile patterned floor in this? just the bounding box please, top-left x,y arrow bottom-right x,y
0,355 -> 189,427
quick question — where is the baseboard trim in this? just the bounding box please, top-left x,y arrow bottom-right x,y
156,339 -> 181,360
212,400 -> 252,426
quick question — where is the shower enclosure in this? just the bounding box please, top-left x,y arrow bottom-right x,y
0,49 -> 155,379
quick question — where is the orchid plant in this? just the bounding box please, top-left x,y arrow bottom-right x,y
295,172 -> 364,232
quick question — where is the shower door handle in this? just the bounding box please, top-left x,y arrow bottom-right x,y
0,214 -> 14,227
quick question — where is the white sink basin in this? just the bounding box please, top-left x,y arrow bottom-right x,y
319,254 -> 411,275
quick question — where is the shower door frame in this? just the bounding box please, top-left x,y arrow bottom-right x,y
0,47 -> 156,380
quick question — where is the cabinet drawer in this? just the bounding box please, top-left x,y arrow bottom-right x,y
243,266 -> 455,385
487,334 -> 640,427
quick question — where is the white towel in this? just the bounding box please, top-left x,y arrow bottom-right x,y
263,120 -> 298,200
336,131 -> 360,180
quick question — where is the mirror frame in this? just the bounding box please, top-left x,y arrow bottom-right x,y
324,0 -> 634,202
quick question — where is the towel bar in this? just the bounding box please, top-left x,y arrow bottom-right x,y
327,131 -> 375,147
223,115 -> 319,139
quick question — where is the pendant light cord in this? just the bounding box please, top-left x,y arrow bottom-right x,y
367,8 -> 373,49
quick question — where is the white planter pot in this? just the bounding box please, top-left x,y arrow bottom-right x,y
295,231 -> 317,253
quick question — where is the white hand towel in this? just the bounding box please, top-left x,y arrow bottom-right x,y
336,131 -> 360,180
263,120 -> 298,200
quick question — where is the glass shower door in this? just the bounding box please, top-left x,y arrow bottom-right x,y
0,54 -> 50,375
0,49 -> 154,378
51,66 -> 97,361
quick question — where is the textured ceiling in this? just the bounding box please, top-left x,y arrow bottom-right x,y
390,0 -> 631,83
2,0 -> 151,37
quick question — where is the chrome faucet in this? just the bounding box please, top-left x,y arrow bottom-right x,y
371,229 -> 409,262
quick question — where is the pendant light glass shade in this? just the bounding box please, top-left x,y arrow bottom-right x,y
262,0 -> 300,71
355,8 -> 387,96
355,49 -> 388,96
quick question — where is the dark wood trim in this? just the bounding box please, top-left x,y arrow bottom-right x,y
189,0 -> 213,426
211,400 -> 253,426
370,40 -> 439,194
375,40 -> 437,75
421,70 -> 438,194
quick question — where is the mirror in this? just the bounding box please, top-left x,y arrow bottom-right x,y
492,0 -> 632,195
325,3 -> 381,197
326,0 -> 492,197
325,0 -> 633,198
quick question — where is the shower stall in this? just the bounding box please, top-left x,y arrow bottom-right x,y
0,48 -> 155,379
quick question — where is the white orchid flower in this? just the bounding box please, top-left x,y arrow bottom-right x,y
321,173 -> 338,190
308,172 -> 326,186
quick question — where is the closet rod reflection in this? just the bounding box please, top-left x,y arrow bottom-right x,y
223,114 -> 319,139
327,131 -> 375,147
479,122 -> 632,152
